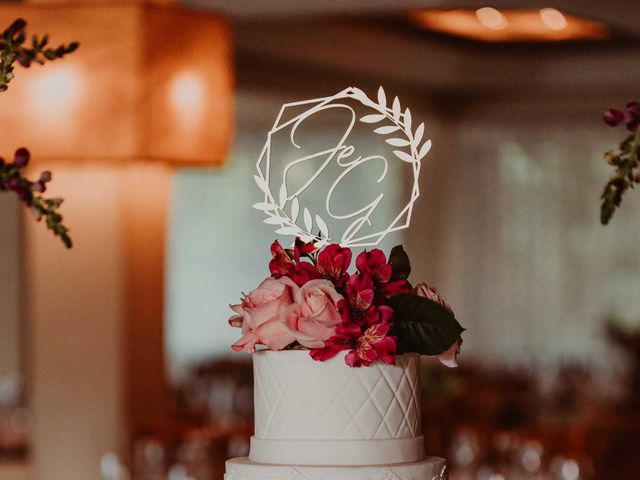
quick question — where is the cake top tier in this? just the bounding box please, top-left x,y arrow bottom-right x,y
253,350 -> 421,440
249,350 -> 426,466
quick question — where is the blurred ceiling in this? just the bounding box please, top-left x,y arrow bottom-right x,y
194,0 -> 640,29
188,0 -> 640,103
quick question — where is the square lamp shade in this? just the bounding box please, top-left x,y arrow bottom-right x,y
0,3 -> 233,165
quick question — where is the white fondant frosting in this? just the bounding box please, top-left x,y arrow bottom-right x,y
249,436 -> 425,466
253,350 -> 421,439
250,351 -> 422,466
226,350 -> 447,479
224,457 -> 447,480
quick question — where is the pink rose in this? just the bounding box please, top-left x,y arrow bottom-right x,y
281,279 -> 343,349
229,277 -> 298,353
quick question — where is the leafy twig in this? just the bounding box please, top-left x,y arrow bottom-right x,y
0,18 -> 78,92
0,18 -> 77,248
0,148 -> 72,248
600,101 -> 640,225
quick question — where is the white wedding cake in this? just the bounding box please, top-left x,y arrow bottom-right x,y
224,351 -> 447,480
225,87 -> 463,480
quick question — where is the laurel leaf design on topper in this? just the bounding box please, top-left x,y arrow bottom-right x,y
253,86 -> 431,248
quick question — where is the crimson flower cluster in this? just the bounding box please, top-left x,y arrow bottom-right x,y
0,148 -> 72,248
604,101 -> 640,133
269,238 -> 410,367
0,148 -> 49,200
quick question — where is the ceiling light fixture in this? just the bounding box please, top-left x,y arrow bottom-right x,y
539,8 -> 568,31
476,7 -> 508,30
0,4 -> 234,166
410,8 -> 609,43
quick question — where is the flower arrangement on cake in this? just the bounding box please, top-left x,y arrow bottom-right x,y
229,238 -> 464,368
227,86 -> 464,369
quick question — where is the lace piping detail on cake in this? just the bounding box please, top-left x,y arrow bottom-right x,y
371,464 -> 447,480
267,468 -> 322,480
226,464 -> 447,480
374,470 -> 410,480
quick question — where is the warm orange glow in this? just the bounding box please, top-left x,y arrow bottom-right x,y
29,67 -> 84,123
0,4 -> 233,165
410,8 -> 609,42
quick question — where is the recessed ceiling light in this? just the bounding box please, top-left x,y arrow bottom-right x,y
410,8 -> 609,42
539,8 -> 568,31
476,7 -> 508,30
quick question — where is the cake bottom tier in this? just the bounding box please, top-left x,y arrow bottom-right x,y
225,457 -> 448,480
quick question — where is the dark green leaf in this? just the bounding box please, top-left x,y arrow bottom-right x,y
388,294 -> 464,355
45,197 -> 63,208
389,244 -> 411,281
43,49 -> 57,60
61,233 -> 72,249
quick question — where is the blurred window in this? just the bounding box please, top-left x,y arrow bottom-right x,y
453,117 -> 640,373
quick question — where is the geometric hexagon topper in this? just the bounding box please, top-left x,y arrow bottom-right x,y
253,86 -> 431,248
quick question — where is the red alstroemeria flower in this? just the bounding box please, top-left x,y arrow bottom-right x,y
308,326 -> 353,361
346,273 -> 375,311
317,243 -> 352,286
356,249 -> 392,284
382,279 -> 411,298
269,240 -> 295,277
309,299 -> 359,361
345,322 -> 397,367
290,261 -> 323,287
294,237 -> 317,261
269,238 -> 321,287
363,304 -> 394,326
309,342 -> 344,361
309,302 -> 398,367
336,298 -> 354,324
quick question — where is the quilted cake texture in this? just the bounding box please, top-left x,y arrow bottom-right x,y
253,350 -> 421,440
225,350 -> 446,476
